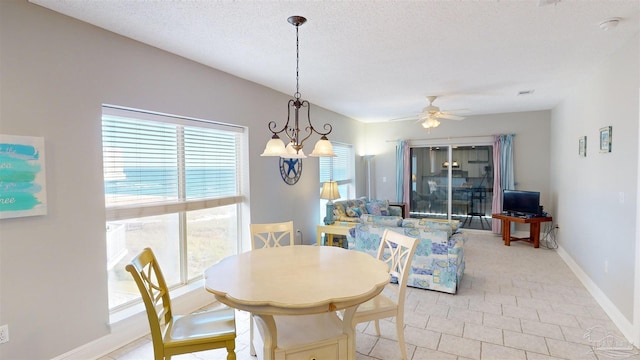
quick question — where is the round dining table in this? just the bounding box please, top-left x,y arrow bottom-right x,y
204,245 -> 390,360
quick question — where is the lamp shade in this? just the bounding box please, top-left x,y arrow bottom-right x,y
284,142 -> 307,158
261,136 -> 287,156
320,181 -> 340,201
310,137 -> 336,157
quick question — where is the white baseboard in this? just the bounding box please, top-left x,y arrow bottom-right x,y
556,245 -> 636,346
51,281 -> 215,360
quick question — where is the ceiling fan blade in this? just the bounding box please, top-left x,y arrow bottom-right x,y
437,113 -> 465,121
389,115 -> 419,122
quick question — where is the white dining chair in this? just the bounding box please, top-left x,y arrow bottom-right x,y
352,229 -> 419,360
248,221 -> 294,355
250,221 -> 295,249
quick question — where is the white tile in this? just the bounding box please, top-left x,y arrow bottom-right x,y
551,302 -> 592,317
538,310 -> 580,328
515,296 -> 552,311
546,338 -> 598,360
437,293 -> 470,309
484,292 -> 517,306
427,315 -> 464,336
415,301 -> 450,317
560,326 -> 592,345
481,342 -> 526,360
369,336 -> 415,360
412,347 -> 457,360
403,325 -> 441,350
483,313 -> 522,332
502,304 -> 540,321
521,319 -> 564,340
463,322 -> 503,345
499,285 -> 531,297
524,352 -> 566,360
355,331 -> 379,355
468,298 -> 502,315
437,334 -> 481,360
503,330 -> 549,354
447,307 -> 483,325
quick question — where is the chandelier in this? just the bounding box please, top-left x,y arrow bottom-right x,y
261,16 -> 336,159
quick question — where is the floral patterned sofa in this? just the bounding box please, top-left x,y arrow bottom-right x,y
333,197 -> 403,223
347,216 -> 466,294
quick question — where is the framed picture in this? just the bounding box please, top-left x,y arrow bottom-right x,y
0,134 -> 48,219
578,136 -> 587,157
599,126 -> 612,153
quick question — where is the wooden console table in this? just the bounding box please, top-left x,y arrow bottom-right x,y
316,223 -> 355,246
492,213 -> 553,248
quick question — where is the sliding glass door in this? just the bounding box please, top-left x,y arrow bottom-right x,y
410,144 -> 494,230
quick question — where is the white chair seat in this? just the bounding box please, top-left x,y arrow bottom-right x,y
167,308 -> 236,347
354,293 -> 397,320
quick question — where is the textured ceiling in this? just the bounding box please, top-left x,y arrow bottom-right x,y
31,0 -> 640,123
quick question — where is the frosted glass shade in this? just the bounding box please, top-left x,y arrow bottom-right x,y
261,136 -> 287,156
284,142 -> 307,158
309,137 -> 336,157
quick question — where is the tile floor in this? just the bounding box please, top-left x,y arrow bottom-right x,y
100,231 -> 639,360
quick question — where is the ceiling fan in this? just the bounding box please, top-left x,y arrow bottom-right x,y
391,96 -> 466,132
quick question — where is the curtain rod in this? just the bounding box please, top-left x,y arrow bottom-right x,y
385,134 -> 510,143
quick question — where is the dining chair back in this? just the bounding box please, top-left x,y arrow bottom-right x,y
126,247 -> 237,360
353,229 -> 418,360
250,221 -> 295,249
248,221 -> 295,355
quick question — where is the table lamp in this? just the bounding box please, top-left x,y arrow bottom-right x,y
320,181 -> 340,225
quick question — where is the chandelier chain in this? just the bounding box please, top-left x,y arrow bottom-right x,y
295,25 -> 301,99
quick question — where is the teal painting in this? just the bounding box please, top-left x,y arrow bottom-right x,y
0,135 -> 47,219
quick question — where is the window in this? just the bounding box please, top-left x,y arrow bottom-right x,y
319,142 -> 354,221
102,106 -> 245,311
409,143 -> 493,230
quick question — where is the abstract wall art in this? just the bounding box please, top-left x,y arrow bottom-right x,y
0,134 -> 47,219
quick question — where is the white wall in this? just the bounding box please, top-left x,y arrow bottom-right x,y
550,34 -> 639,328
0,1 -> 364,358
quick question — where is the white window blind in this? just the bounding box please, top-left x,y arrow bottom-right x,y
319,143 -> 352,183
102,107 -> 243,219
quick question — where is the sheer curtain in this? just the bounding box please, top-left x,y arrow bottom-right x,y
491,134 -> 515,233
396,140 -> 410,215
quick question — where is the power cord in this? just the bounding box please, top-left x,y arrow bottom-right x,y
540,219 -> 558,249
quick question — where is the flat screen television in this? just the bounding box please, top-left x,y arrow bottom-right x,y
502,189 -> 541,216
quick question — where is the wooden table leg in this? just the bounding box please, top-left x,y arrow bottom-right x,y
343,306 -> 358,360
502,219 -> 511,246
531,222 -> 541,248
253,314 -> 277,360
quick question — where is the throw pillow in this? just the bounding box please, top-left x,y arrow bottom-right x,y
360,214 -> 403,227
346,204 -> 364,217
366,199 -> 390,216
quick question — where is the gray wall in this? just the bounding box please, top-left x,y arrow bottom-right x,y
550,34 -> 639,324
364,111 -> 552,215
0,1 -> 364,358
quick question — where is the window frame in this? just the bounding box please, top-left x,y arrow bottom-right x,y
102,105 -> 247,312
319,142 -> 354,221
